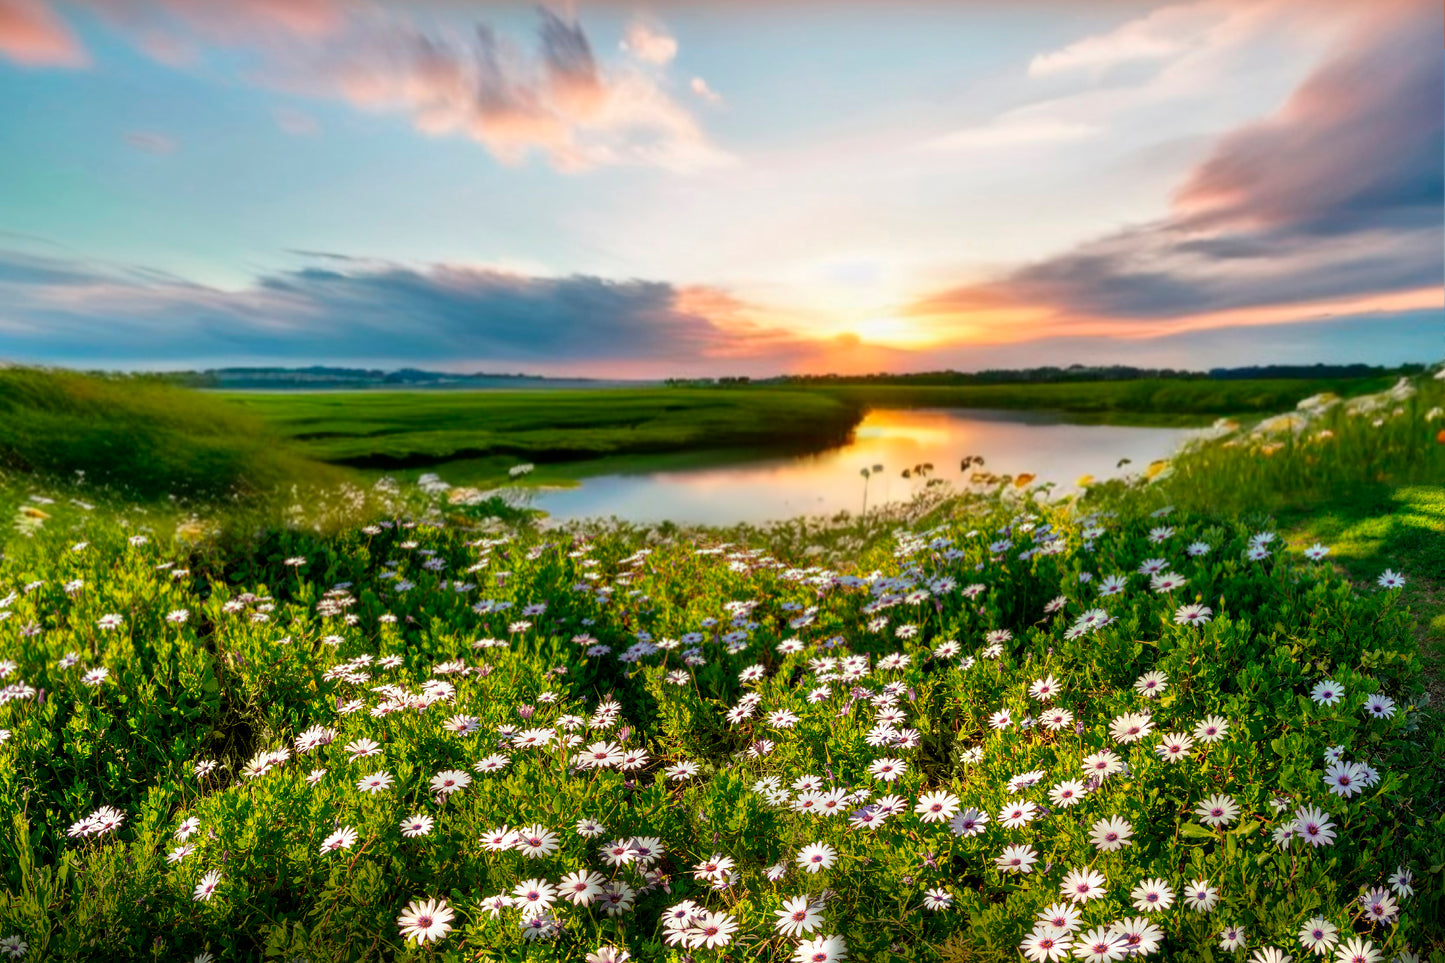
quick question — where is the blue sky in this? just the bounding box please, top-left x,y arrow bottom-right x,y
0,0 -> 1439,375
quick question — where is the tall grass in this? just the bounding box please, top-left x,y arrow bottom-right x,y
1082,373 -> 1445,518
0,368 -> 338,502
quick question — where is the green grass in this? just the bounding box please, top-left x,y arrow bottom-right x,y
804,377 -> 1402,427
219,388 -> 862,476
0,368 -> 338,502
1278,486 -> 1445,691
1080,373 -> 1445,685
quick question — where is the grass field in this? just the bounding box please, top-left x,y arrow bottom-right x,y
0,367 -> 1442,962
219,388 -> 862,475
805,376 -> 1406,427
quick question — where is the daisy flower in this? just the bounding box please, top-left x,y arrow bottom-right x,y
1156,732 -> 1194,763
1195,794 -> 1240,828
344,738 -> 382,762
796,842 -> 837,873
1073,927 -> 1127,962
560,869 -> 607,906
1363,694 -> 1396,719
1358,888 -> 1397,925
1335,937 -> 1380,963
1089,816 -> 1133,852
1376,570 -> 1405,589
949,808 -> 988,837
511,879 -> 558,918
995,844 -> 1038,874
1149,572 -> 1188,593
1019,928 -> 1073,962
775,894 -> 823,936
1194,716 -> 1230,742
922,887 -> 952,910
399,814 -> 434,837
1131,878 -> 1175,912
1251,948 -> 1293,963
1310,681 -> 1344,706
998,800 -> 1038,829
915,790 -> 961,823
1049,780 -> 1089,808
1111,918 -> 1164,957
1036,903 -> 1083,932
1298,917 -> 1338,956
1060,867 -> 1108,903
1134,671 -> 1168,697
688,911 -> 738,950
868,758 -> 907,782
1174,603 -> 1214,626
357,771 -> 394,794
793,934 -> 847,963
192,869 -> 222,902
1292,806 -> 1336,847
1029,675 -> 1061,701
1109,712 -> 1154,744
1324,761 -> 1365,798
396,897 -> 454,945
474,754 -> 510,773
1184,879 -> 1219,912
429,770 -> 472,796
1220,925 -> 1247,952
320,826 -> 359,854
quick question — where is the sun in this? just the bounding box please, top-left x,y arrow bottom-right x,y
848,316 -> 934,347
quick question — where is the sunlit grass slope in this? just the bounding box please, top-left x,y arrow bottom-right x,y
0,368 -> 337,501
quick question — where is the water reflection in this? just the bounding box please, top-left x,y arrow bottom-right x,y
525,408 -> 1195,525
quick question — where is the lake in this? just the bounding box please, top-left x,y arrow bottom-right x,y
516,408 -> 1195,525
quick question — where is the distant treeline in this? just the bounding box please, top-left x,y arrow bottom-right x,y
152,367 -> 613,390
752,362 -> 1427,388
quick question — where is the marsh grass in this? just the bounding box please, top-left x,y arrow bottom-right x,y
0,368 -> 340,502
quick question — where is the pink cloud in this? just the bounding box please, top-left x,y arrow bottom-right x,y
906,0 -> 1442,339
0,0 -> 87,67
620,20 -> 677,66
299,9 -> 730,172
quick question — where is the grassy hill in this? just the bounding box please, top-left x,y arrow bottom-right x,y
0,368 -> 336,502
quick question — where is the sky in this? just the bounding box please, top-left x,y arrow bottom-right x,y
0,0 -> 1440,377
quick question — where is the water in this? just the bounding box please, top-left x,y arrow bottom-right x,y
522,408 -> 1196,525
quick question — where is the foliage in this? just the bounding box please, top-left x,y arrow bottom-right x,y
0,477 -> 1440,962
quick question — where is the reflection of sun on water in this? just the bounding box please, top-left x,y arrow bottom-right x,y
853,410 -> 959,448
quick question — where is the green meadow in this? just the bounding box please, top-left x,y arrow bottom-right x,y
0,365 -> 1442,962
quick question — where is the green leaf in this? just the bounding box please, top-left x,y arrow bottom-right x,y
1179,822 -> 1216,839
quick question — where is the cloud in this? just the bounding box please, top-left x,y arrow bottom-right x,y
0,249 -> 817,373
295,8 -> 729,172
122,130 -> 177,153
1027,1 -> 1220,78
908,0 -> 1443,337
0,0 -> 87,66
924,117 -> 1098,152
78,0 -> 341,45
620,20 -> 676,66
690,76 -> 721,105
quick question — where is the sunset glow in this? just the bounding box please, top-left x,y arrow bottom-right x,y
0,0 -> 1438,374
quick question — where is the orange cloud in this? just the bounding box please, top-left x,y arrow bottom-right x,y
905,0 -> 1441,348
0,0 -> 87,66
